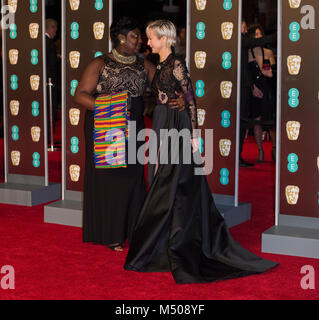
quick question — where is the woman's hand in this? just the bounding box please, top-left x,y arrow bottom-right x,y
191,138 -> 200,153
252,84 -> 263,99
169,91 -> 186,112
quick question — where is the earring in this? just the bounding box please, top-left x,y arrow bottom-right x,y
120,39 -> 126,44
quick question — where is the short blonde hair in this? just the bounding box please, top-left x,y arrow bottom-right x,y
146,19 -> 176,48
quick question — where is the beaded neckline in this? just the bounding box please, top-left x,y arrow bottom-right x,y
111,48 -> 137,65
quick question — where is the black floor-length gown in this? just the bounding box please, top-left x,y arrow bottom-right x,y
124,53 -> 278,284
83,55 -> 148,245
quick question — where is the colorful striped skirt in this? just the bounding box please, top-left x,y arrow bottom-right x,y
94,91 -> 129,169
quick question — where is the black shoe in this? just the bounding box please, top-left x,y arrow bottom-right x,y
239,157 -> 254,167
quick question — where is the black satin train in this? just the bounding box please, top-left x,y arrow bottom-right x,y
124,104 -> 278,284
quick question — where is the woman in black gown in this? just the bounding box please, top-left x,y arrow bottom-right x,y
74,18 -> 154,252
124,20 -> 278,283
74,18 -> 184,252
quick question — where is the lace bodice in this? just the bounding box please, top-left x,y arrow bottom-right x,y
94,54 -> 148,98
152,53 -> 198,132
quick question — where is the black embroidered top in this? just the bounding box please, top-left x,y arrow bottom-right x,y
151,53 -> 198,131
94,54 -> 148,98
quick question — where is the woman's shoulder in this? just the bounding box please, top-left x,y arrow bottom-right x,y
172,53 -> 186,64
89,54 -> 108,68
263,47 -> 274,56
85,54 -> 106,73
250,46 -> 264,57
170,54 -> 188,71
94,53 -> 111,64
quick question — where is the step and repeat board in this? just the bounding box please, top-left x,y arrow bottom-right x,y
64,0 -> 109,195
3,0 -> 47,183
190,0 -> 239,197
262,0 -> 319,259
280,0 -> 319,219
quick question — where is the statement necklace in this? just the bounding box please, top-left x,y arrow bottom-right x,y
112,48 -> 136,65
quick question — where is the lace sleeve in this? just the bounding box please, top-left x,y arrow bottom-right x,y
173,59 -> 198,136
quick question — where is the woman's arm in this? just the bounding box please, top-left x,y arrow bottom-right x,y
173,59 -> 198,136
250,47 -> 264,70
268,49 -> 276,66
262,48 -> 275,78
73,58 -> 105,111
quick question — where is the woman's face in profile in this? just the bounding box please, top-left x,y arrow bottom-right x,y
121,28 -> 142,55
255,28 -> 263,39
147,29 -> 163,54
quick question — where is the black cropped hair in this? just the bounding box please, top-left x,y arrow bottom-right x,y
110,17 -> 139,47
247,23 -> 264,37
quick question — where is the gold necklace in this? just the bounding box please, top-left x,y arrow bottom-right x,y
112,48 -> 136,65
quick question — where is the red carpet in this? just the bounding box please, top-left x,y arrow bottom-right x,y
0,120 -> 318,300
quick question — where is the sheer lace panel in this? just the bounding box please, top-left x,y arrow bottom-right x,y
152,54 -> 198,135
94,54 -> 148,98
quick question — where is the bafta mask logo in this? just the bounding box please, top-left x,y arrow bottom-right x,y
194,51 -> 207,69
8,0 -> 18,13
69,164 -> 80,182
289,0 -> 301,8
9,49 -> 19,65
69,51 -> 80,69
93,22 -> 105,40
11,150 -> 20,166
10,100 -> 20,116
69,108 -> 80,126
195,0 -> 206,11
286,121 -> 301,141
219,139 -> 231,157
29,23 -> 39,39
31,126 -> 41,142
220,81 -> 233,99
197,108 -> 206,126
30,75 -> 40,91
69,0 -> 80,11
285,185 -> 300,205
287,55 -> 301,75
221,22 -> 234,40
